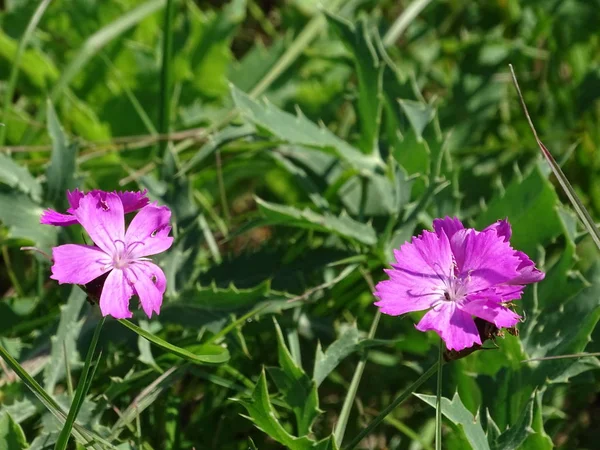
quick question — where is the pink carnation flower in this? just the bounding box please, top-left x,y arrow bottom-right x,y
47,191 -> 173,319
41,189 -> 149,226
374,217 -> 544,351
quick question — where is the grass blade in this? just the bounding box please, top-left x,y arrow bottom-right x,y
54,317 -> 105,450
0,0 -> 52,147
0,344 -> 112,449
509,64 -> 600,251
118,319 -> 230,364
157,0 -> 176,160
24,0 -> 165,143
334,310 -> 381,445
344,362 -> 439,450
382,0 -> 433,46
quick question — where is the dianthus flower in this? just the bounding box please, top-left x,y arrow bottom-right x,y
41,189 -> 149,226
374,217 -> 544,351
46,191 -> 173,319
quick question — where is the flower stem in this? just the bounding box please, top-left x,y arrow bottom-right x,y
344,361 -> 439,450
334,309 -> 381,445
435,340 -> 444,450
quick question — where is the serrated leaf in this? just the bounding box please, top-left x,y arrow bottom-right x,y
313,325 -> 360,387
492,394 -> 534,450
0,191 -> 57,252
0,413 -> 28,450
230,84 -> 381,172
270,319 -> 321,436
519,392 -> 552,450
45,100 -> 77,205
327,13 -> 383,154
475,164 -> 563,255
398,99 -> 436,141
416,392 -> 490,450
234,370 -> 335,450
43,287 -> 86,393
0,154 -> 41,202
256,197 -> 377,245
234,370 -> 316,450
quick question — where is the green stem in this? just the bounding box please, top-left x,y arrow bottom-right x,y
55,317 -> 106,450
334,310 -> 381,445
344,362 -> 439,450
435,340 -> 444,450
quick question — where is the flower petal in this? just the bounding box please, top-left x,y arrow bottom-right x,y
117,189 -> 149,213
66,189 -> 85,210
125,204 -> 173,258
40,209 -> 78,226
460,298 -> 520,328
50,244 -> 111,285
72,192 -> 125,254
433,216 -> 464,239
125,262 -> 165,318
483,218 -> 511,242
416,303 -> 481,351
99,269 -> 133,319
492,285 -> 525,302
451,229 -> 520,292
374,230 -> 453,315
510,251 -> 545,284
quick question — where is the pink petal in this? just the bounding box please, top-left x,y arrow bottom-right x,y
460,298 -> 520,328
72,192 -> 125,255
40,209 -> 78,226
483,219 -> 511,242
99,269 -> 133,319
125,204 -> 173,258
432,216 -> 464,239
66,189 -> 85,210
374,230 -> 453,315
50,244 -> 111,285
492,285 -> 524,301
451,229 -> 520,292
117,189 -> 149,213
416,303 -> 481,351
509,251 -> 545,285
125,262 -> 165,318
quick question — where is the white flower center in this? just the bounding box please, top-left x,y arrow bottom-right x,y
440,276 -> 468,303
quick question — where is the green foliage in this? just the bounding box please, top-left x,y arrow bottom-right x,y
2,1 -> 600,449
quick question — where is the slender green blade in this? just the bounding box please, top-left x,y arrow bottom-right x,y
118,319 -> 230,364
54,318 -> 105,450
509,64 -> 600,251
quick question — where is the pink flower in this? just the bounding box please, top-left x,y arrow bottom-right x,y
41,189 -> 149,226
47,191 -> 173,319
374,217 -> 544,351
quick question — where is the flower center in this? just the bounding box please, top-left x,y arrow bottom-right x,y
440,276 -> 467,303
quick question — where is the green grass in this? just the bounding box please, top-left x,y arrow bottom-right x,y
1,1 -> 600,449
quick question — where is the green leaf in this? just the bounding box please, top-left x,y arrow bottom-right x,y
313,324 -> 360,387
519,392 -> 552,450
398,99 -> 436,141
491,394 -> 534,450
118,319 -> 229,364
416,392 -> 490,450
0,191 -> 57,252
475,164 -> 562,255
256,197 -> 377,245
327,13 -> 383,154
269,319 -> 321,436
229,38 -> 286,93
233,370 -> 321,450
230,84 -> 381,172
0,413 -> 28,450
45,100 -> 77,204
43,287 -> 86,394
0,154 -> 41,202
